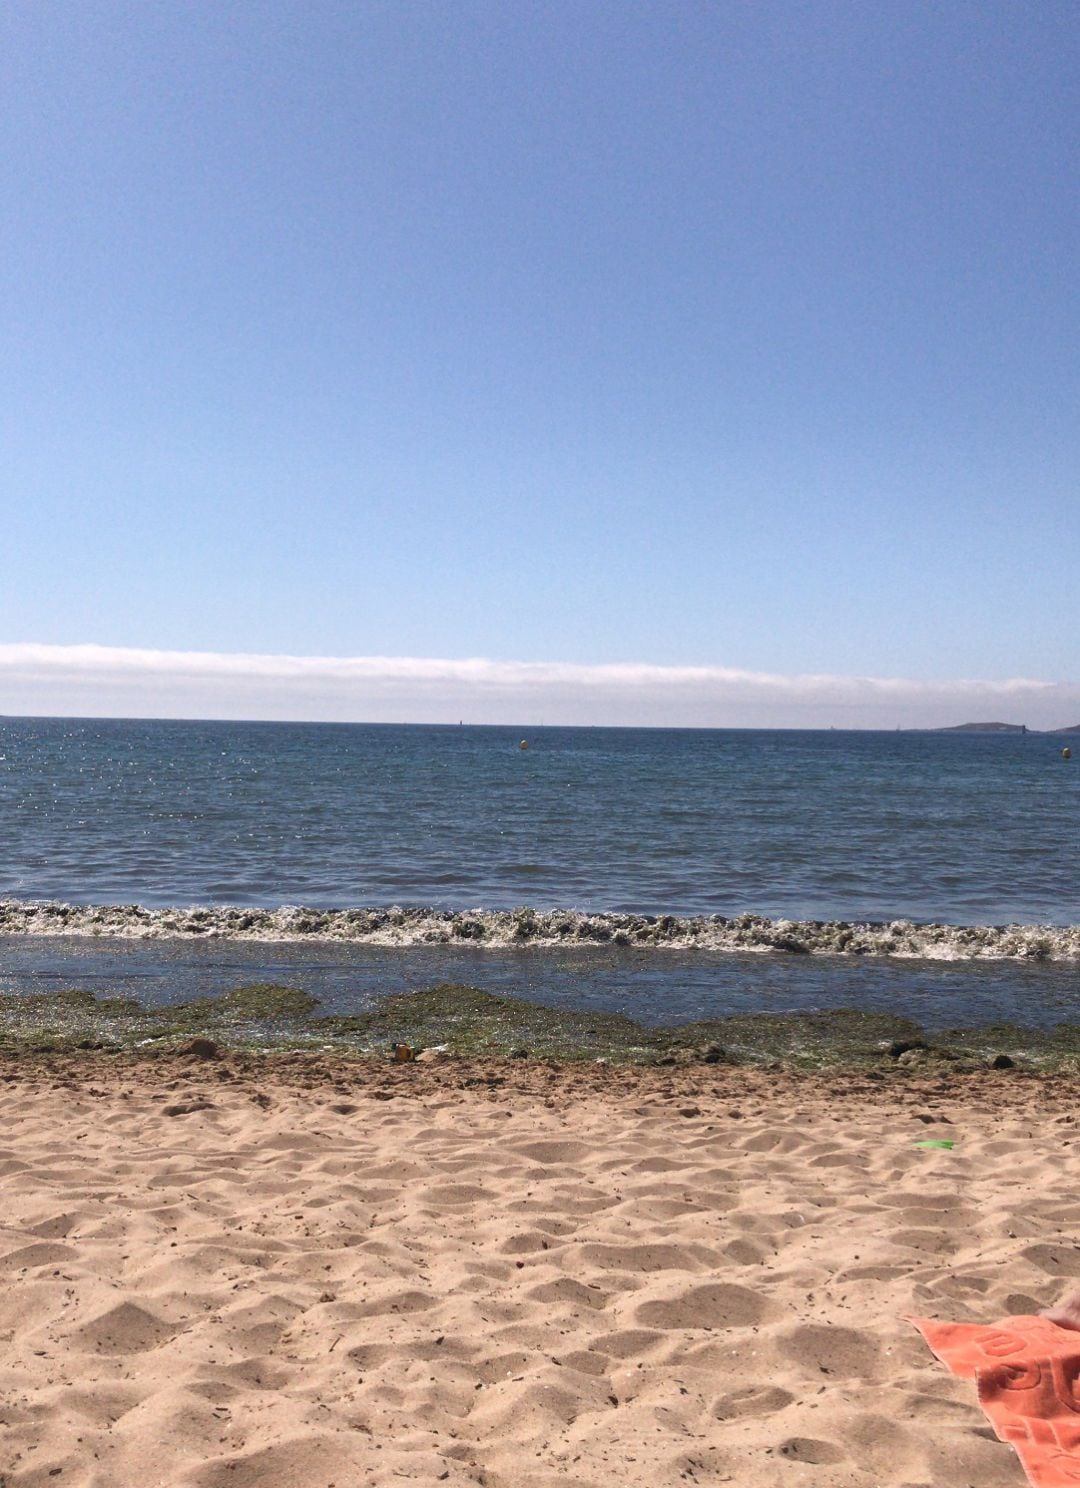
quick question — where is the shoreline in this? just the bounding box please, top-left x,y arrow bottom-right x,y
7,1039 -> 1080,1100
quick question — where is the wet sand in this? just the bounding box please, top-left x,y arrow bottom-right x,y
2,1052 -> 1077,1486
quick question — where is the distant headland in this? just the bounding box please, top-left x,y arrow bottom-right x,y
937,722 -> 1080,734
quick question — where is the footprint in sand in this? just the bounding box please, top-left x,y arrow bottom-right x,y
635,1282 -> 770,1330
70,1301 -> 179,1355
0,1241 -> 79,1270
577,1242 -> 713,1273
1022,1241 -> 1080,1277
778,1436 -> 847,1464
776,1322 -> 882,1380
714,1383 -> 794,1419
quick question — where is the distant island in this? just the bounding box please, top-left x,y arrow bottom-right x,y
937,722 -> 1080,734
938,722 -> 1029,733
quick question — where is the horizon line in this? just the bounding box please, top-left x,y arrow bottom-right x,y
0,711 -> 1077,735
1,643 -> 1078,731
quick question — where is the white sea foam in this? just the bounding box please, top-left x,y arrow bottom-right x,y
0,901 -> 1077,960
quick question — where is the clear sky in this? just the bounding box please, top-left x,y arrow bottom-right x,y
2,1 -> 1077,725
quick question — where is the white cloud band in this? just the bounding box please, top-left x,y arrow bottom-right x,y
0,643 -> 1076,728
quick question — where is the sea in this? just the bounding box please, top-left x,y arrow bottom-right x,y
1,716 -> 1078,1031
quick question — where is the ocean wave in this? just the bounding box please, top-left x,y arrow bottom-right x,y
0,901 -> 1078,960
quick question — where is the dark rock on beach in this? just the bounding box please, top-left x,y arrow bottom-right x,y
179,1037 -> 220,1060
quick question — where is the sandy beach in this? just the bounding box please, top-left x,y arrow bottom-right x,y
3,1051 -> 1078,1487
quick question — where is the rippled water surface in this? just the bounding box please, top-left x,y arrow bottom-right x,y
1,717 -> 1078,923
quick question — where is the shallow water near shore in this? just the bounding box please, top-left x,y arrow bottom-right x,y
2,933 -> 1079,1037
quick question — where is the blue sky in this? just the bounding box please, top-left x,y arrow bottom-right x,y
2,1 -> 1077,724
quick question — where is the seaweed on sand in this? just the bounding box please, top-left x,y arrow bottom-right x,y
1,983 -> 1078,1071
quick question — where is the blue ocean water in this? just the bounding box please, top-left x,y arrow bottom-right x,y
0,716 -> 1077,924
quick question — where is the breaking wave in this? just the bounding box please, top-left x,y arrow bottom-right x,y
1,901 -> 1079,960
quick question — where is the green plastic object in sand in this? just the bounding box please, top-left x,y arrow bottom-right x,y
914,1139 -> 955,1149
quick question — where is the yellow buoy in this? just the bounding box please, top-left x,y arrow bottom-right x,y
519,739 -> 529,751
1064,746 -> 1073,760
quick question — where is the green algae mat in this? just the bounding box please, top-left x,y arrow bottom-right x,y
2,983 -> 1078,1070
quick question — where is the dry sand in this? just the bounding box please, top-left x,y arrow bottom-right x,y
3,1052 -> 1079,1487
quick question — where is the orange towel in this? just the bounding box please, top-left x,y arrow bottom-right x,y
908,1313 -> 1080,1486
